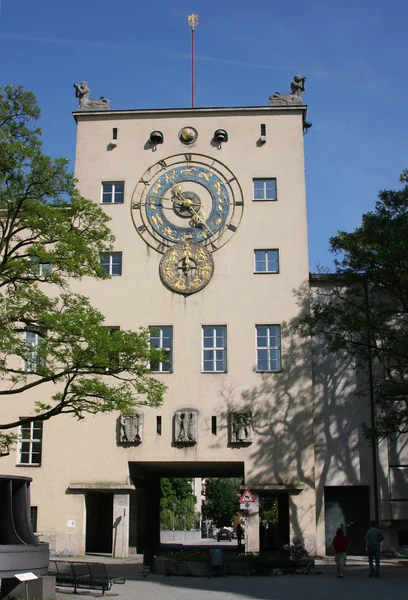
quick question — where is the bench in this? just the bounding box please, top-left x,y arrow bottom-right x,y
48,560 -> 126,594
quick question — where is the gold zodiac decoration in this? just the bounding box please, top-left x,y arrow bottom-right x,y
159,242 -> 214,295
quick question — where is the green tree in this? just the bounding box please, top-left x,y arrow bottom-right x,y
160,478 -> 198,530
298,170 -> 408,439
0,85 -> 166,455
204,478 -> 240,526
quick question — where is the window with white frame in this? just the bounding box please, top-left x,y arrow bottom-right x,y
149,326 -> 173,373
101,182 -> 124,204
23,331 -> 44,372
256,325 -> 281,372
29,256 -> 51,276
100,252 -> 122,275
202,326 -> 227,373
17,420 -> 43,466
254,249 -> 279,273
253,178 -> 277,201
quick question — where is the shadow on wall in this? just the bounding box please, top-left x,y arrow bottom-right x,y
215,287 -> 381,555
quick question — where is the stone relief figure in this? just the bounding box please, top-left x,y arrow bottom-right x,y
175,411 -> 197,444
269,74 -> 307,106
230,412 -> 253,444
119,414 -> 143,444
74,81 -> 110,111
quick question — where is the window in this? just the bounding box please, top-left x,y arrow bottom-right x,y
202,326 -> 227,373
17,420 -> 43,466
253,178 -> 277,201
30,506 -> 38,532
101,182 -> 124,204
23,331 -> 44,372
100,252 -> 122,275
256,325 -> 281,372
29,256 -> 51,276
149,326 -> 173,373
254,249 -> 279,273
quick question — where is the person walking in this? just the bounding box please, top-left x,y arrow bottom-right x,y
331,528 -> 349,578
236,522 -> 243,550
365,520 -> 383,578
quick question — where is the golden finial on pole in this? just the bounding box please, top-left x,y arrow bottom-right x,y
188,14 -> 199,107
188,13 -> 199,31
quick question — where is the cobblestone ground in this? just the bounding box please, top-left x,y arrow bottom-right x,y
54,556 -> 408,600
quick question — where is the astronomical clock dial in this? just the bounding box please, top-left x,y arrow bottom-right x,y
132,153 -> 244,253
159,242 -> 214,295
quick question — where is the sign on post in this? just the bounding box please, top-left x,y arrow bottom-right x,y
239,488 -> 255,503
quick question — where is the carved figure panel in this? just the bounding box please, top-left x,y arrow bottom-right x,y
175,411 -> 197,445
230,412 -> 252,444
119,414 -> 143,444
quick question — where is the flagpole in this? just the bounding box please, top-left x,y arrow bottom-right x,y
188,14 -> 199,108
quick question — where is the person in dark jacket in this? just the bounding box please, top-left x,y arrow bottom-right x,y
365,520 -> 383,578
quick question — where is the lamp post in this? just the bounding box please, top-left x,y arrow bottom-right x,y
188,13 -> 199,108
171,503 -> 175,541
184,508 -> 187,532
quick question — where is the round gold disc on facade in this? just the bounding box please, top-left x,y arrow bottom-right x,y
179,127 -> 198,144
159,242 -> 214,294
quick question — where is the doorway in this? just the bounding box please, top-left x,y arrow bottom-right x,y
324,486 -> 370,555
259,493 -> 289,551
85,492 -> 113,554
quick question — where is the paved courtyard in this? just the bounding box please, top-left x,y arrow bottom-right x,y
54,556 -> 408,600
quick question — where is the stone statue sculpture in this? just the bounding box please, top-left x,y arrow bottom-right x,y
269,74 -> 306,106
230,412 -> 252,444
119,414 -> 143,444
74,81 -> 110,111
175,411 -> 197,444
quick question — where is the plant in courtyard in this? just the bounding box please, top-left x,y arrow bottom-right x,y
160,478 -> 199,530
0,85 -> 166,455
298,170 -> 408,439
203,478 -> 240,526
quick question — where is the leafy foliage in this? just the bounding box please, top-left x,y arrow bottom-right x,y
160,478 -> 199,530
0,85 -> 166,454
204,478 -> 240,526
298,171 -> 408,439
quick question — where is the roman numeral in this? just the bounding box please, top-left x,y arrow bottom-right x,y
132,201 -> 141,209
139,178 -> 149,185
211,243 -> 217,251
227,224 -> 237,232
138,225 -> 147,233
184,154 -> 192,162
235,201 -> 243,206
159,160 -> 167,169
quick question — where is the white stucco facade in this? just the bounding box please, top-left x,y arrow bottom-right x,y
1,98 -> 405,557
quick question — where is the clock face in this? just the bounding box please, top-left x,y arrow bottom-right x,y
132,153 -> 244,253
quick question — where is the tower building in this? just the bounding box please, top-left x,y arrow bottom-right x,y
4,78 -> 400,558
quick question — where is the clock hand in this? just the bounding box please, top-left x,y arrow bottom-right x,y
190,209 -> 214,235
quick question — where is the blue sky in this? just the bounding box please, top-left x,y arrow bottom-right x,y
1,0 -> 407,270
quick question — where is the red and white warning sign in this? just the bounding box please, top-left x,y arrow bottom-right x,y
239,488 -> 255,503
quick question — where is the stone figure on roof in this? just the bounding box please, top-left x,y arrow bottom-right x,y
74,81 -> 110,111
269,74 -> 307,106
